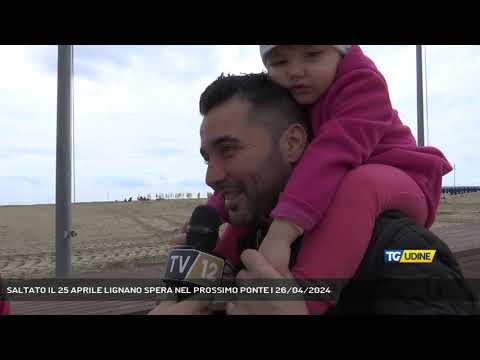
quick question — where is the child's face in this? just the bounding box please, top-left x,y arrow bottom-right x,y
265,45 -> 342,105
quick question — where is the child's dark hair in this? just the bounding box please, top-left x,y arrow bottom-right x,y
199,73 -> 311,141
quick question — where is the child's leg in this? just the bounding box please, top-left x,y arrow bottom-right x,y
291,164 -> 429,314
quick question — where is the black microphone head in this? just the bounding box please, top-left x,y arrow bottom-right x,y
186,205 -> 222,252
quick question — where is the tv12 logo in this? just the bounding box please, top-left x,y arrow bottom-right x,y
165,248 -> 225,284
384,249 -> 436,263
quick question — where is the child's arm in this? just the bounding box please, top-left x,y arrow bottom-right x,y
258,218 -> 304,276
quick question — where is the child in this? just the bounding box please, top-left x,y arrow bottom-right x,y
207,45 -> 452,311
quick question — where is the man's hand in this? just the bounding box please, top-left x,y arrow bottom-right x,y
148,299 -> 212,315
258,218 -> 303,277
153,218 -> 214,315
226,249 -> 309,315
168,220 -> 189,248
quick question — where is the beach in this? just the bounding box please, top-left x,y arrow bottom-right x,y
0,199 -> 204,279
1,194 -> 480,279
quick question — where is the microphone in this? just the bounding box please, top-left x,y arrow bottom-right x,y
163,205 -> 231,302
186,205 -> 222,251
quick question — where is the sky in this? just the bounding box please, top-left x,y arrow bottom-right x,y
0,45 -> 478,206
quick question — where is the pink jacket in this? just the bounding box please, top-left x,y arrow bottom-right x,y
0,300 -> 10,316
1,277 -> 11,315
270,45 -> 452,230
208,45 -> 452,230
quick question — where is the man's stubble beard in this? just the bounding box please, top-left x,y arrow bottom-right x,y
240,147 -> 290,228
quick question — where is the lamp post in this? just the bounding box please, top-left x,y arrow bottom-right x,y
55,45 -> 73,277
416,45 -> 425,147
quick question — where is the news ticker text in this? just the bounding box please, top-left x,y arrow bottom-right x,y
2,279 -> 338,301
2,278 -> 477,301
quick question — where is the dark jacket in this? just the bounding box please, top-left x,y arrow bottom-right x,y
331,211 -> 478,315
236,211 -> 479,315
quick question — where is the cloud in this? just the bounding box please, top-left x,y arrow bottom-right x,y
96,176 -> 151,188
0,146 -> 55,159
178,179 -> 207,188
0,176 -> 51,205
0,45 -> 479,205
0,176 -> 41,186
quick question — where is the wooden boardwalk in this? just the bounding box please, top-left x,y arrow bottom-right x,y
9,224 -> 480,315
10,263 -> 166,315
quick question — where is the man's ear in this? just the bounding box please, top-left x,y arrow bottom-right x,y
279,124 -> 308,165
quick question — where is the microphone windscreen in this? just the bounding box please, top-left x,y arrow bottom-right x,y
186,205 -> 222,251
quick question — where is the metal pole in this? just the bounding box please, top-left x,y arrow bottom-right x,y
56,45 -> 73,278
416,45 -> 425,147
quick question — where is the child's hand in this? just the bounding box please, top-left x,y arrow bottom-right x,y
258,219 -> 304,277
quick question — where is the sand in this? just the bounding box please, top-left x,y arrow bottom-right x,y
1,193 -> 480,279
431,193 -> 480,230
0,199 -> 204,278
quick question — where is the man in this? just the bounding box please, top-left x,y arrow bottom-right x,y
150,73 -> 477,315
151,73 -> 313,315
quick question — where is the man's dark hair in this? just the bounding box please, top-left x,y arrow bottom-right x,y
199,73 -> 311,141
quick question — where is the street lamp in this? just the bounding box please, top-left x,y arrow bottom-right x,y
416,45 -> 425,147
55,45 -> 73,277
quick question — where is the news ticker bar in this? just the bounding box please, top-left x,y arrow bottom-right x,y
2,278 -> 478,301
1,279 -> 338,301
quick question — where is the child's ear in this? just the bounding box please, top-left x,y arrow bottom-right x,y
279,124 -> 308,165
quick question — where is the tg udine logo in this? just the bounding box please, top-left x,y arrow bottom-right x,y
384,249 -> 436,263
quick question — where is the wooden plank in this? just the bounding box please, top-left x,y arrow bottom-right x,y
11,300 -> 156,315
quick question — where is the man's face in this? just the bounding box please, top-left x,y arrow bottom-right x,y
265,45 -> 341,105
200,97 -> 291,226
